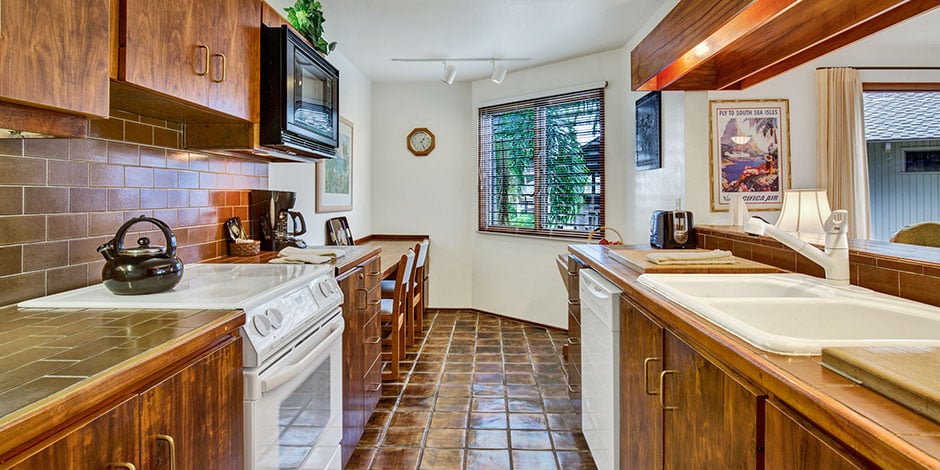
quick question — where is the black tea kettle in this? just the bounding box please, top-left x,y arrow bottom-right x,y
97,216 -> 184,295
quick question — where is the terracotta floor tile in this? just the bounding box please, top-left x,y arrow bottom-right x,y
508,398 -> 543,413
408,372 -> 441,384
390,411 -> 431,428
383,427 -> 426,447
511,430 -> 553,450
434,396 -> 470,411
424,428 -> 466,449
471,398 -> 507,412
346,447 -> 376,469
430,411 -> 469,429
419,448 -> 464,469
469,412 -> 508,429
506,384 -> 541,398
371,447 -> 421,470
437,384 -> 471,397
472,384 -> 505,397
444,362 -> 473,372
366,411 -> 391,428
547,413 -> 582,430
512,449 -> 559,468
551,431 -> 588,450
556,450 -> 599,469
474,362 -> 503,373
398,396 -> 435,410
359,428 -> 384,447
509,413 -> 548,430
442,372 -> 472,383
466,449 -> 511,469
472,373 -> 504,384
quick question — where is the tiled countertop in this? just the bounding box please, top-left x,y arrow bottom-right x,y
0,304 -> 243,451
569,244 -> 940,469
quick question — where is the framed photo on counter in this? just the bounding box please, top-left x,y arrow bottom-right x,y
709,99 -> 791,212
317,117 -> 354,212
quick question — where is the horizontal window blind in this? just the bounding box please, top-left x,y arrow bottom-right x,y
478,88 -> 605,238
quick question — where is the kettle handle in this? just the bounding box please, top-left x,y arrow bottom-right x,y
109,215 -> 178,258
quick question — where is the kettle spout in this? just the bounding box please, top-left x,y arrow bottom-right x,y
97,240 -> 117,261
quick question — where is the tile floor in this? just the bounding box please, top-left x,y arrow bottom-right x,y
347,310 -> 597,470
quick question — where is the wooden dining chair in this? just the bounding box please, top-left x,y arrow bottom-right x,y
380,248 -> 415,381
381,240 -> 428,347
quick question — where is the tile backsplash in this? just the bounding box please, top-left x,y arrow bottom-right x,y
0,113 -> 268,306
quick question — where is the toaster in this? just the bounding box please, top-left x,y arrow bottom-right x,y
650,210 -> 697,249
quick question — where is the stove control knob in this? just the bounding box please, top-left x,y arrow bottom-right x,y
266,308 -> 284,329
318,280 -> 332,296
253,315 -> 272,336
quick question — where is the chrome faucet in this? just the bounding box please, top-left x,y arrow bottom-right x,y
744,210 -> 850,286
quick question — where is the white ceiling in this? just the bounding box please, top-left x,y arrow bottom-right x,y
267,0 -> 665,83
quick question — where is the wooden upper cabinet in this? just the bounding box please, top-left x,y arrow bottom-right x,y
120,0 -> 259,121
0,0 -> 109,117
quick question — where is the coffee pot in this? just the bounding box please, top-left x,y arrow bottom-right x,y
97,216 -> 184,295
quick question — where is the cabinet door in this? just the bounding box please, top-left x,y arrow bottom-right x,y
663,331 -> 764,469
0,0 -> 109,116
123,0 -> 209,110
206,0 -> 259,120
10,396 -> 139,469
619,297 -> 664,469
339,266 -> 365,466
765,401 -> 869,470
139,338 -> 244,469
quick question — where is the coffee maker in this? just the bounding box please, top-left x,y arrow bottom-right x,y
249,190 -> 307,251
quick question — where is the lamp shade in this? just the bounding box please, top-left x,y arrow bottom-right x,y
491,64 -> 507,84
775,189 -> 832,236
441,64 -> 457,85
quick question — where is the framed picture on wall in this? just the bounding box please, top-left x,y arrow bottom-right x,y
635,91 -> 662,171
316,117 -> 354,212
708,99 -> 791,212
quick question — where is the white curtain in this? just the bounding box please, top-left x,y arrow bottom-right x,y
815,67 -> 871,239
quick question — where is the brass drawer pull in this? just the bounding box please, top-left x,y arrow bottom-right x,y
367,383 -> 381,392
644,357 -> 661,395
567,337 -> 581,345
365,336 -> 381,344
368,298 -> 381,306
157,434 -> 177,470
567,383 -> 581,393
210,53 -> 226,82
110,464 -> 136,470
659,370 -> 678,411
368,270 -> 381,276
194,44 -> 209,76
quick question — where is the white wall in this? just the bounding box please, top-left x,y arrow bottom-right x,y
269,51 -> 374,245
370,82 -> 475,308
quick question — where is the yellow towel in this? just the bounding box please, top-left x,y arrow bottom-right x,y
646,249 -> 735,265
268,247 -> 346,264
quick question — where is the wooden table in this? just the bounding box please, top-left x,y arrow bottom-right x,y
359,238 -> 428,278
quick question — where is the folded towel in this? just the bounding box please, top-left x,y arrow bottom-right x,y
268,247 -> 346,265
646,249 -> 735,265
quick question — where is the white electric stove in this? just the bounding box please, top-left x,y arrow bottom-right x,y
20,263 -> 346,469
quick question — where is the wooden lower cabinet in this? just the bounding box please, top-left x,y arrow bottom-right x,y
139,337 -> 244,469
620,294 -> 765,469
565,255 -> 584,392
338,254 -> 382,466
765,400 -> 871,469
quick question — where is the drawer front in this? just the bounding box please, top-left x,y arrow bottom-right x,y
362,353 -> 382,415
362,309 -> 382,367
362,257 -> 382,290
357,284 -> 381,312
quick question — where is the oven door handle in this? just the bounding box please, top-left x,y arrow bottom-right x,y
260,316 -> 345,394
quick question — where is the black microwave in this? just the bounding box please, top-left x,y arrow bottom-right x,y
260,25 -> 339,160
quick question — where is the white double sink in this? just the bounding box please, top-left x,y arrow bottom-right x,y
638,273 -> 940,355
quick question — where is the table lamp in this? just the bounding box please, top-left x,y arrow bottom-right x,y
775,189 -> 832,236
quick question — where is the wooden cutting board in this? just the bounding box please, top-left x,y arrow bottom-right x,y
608,248 -> 781,274
822,346 -> 940,424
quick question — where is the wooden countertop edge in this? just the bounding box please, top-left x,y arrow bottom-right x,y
569,244 -> 940,470
206,246 -> 382,278
0,310 -> 244,460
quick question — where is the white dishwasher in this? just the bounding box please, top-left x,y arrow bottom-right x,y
579,269 -> 622,470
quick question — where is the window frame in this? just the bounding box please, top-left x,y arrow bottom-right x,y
477,88 -> 605,240
901,146 -> 940,174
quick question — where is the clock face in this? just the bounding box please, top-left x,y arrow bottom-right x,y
407,128 -> 435,156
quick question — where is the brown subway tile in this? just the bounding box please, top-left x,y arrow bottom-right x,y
69,237 -> 110,264
178,208 -> 198,226
179,171 -> 199,189
89,164 -> 124,187
108,142 -> 139,166
167,190 -> 189,208
232,206 -> 248,220
110,109 -> 139,121
166,150 -> 189,169
0,139 -> 23,156
46,265 -> 87,294
153,169 -> 178,188
24,139 -> 69,160
176,242 -> 217,264
48,160 -> 88,186
225,159 -> 242,174
86,260 -> 105,283
88,212 -> 126,237
138,115 -> 165,127
24,187 -> 69,214
140,189 -> 167,209
208,156 -> 226,173
216,206 -> 233,222
0,155 -> 46,185
189,153 -> 210,171
925,265 -> 940,278
900,272 -> 940,308
48,214 -> 88,240
877,258 -> 924,274
189,190 -> 209,207
216,173 -> 234,189
88,118 -> 123,140
795,253 -> 825,278
69,188 -> 108,212
164,121 -> 183,131
153,127 -> 180,149
224,191 -> 241,206
139,147 -> 167,168
69,139 -> 108,163
0,187 -> 23,215
0,215 -> 45,245
0,246 -> 22,276
0,272 -> 46,306
124,121 -> 153,145
232,175 -> 249,189
125,167 -> 153,188
108,189 -> 139,211
857,264 -> 900,296
151,210 -> 179,228
850,253 -> 877,266
199,172 -> 217,189
209,191 -> 226,207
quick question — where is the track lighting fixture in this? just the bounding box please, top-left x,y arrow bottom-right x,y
441,61 -> 457,85
490,60 -> 508,85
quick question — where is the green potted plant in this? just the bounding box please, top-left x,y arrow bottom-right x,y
285,0 -> 337,55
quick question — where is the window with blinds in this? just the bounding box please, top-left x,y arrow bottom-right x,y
478,88 -> 604,238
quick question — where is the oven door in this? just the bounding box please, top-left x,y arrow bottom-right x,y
245,310 -> 344,470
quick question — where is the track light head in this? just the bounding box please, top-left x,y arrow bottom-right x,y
441,62 -> 457,85
490,62 -> 507,85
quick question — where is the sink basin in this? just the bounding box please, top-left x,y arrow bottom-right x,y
638,273 -> 940,355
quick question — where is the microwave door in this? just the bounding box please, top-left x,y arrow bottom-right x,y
286,44 -> 337,145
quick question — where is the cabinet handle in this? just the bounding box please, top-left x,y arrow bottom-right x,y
358,273 -> 364,280
211,53 -> 227,83
109,464 -> 136,470
643,357 -> 661,395
194,45 -> 209,76
368,298 -> 381,306
659,370 -> 678,411
567,337 -> 581,345
367,383 -> 381,392
156,434 -> 177,470
365,336 -> 381,344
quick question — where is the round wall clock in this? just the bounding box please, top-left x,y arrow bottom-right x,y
407,128 -> 435,156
